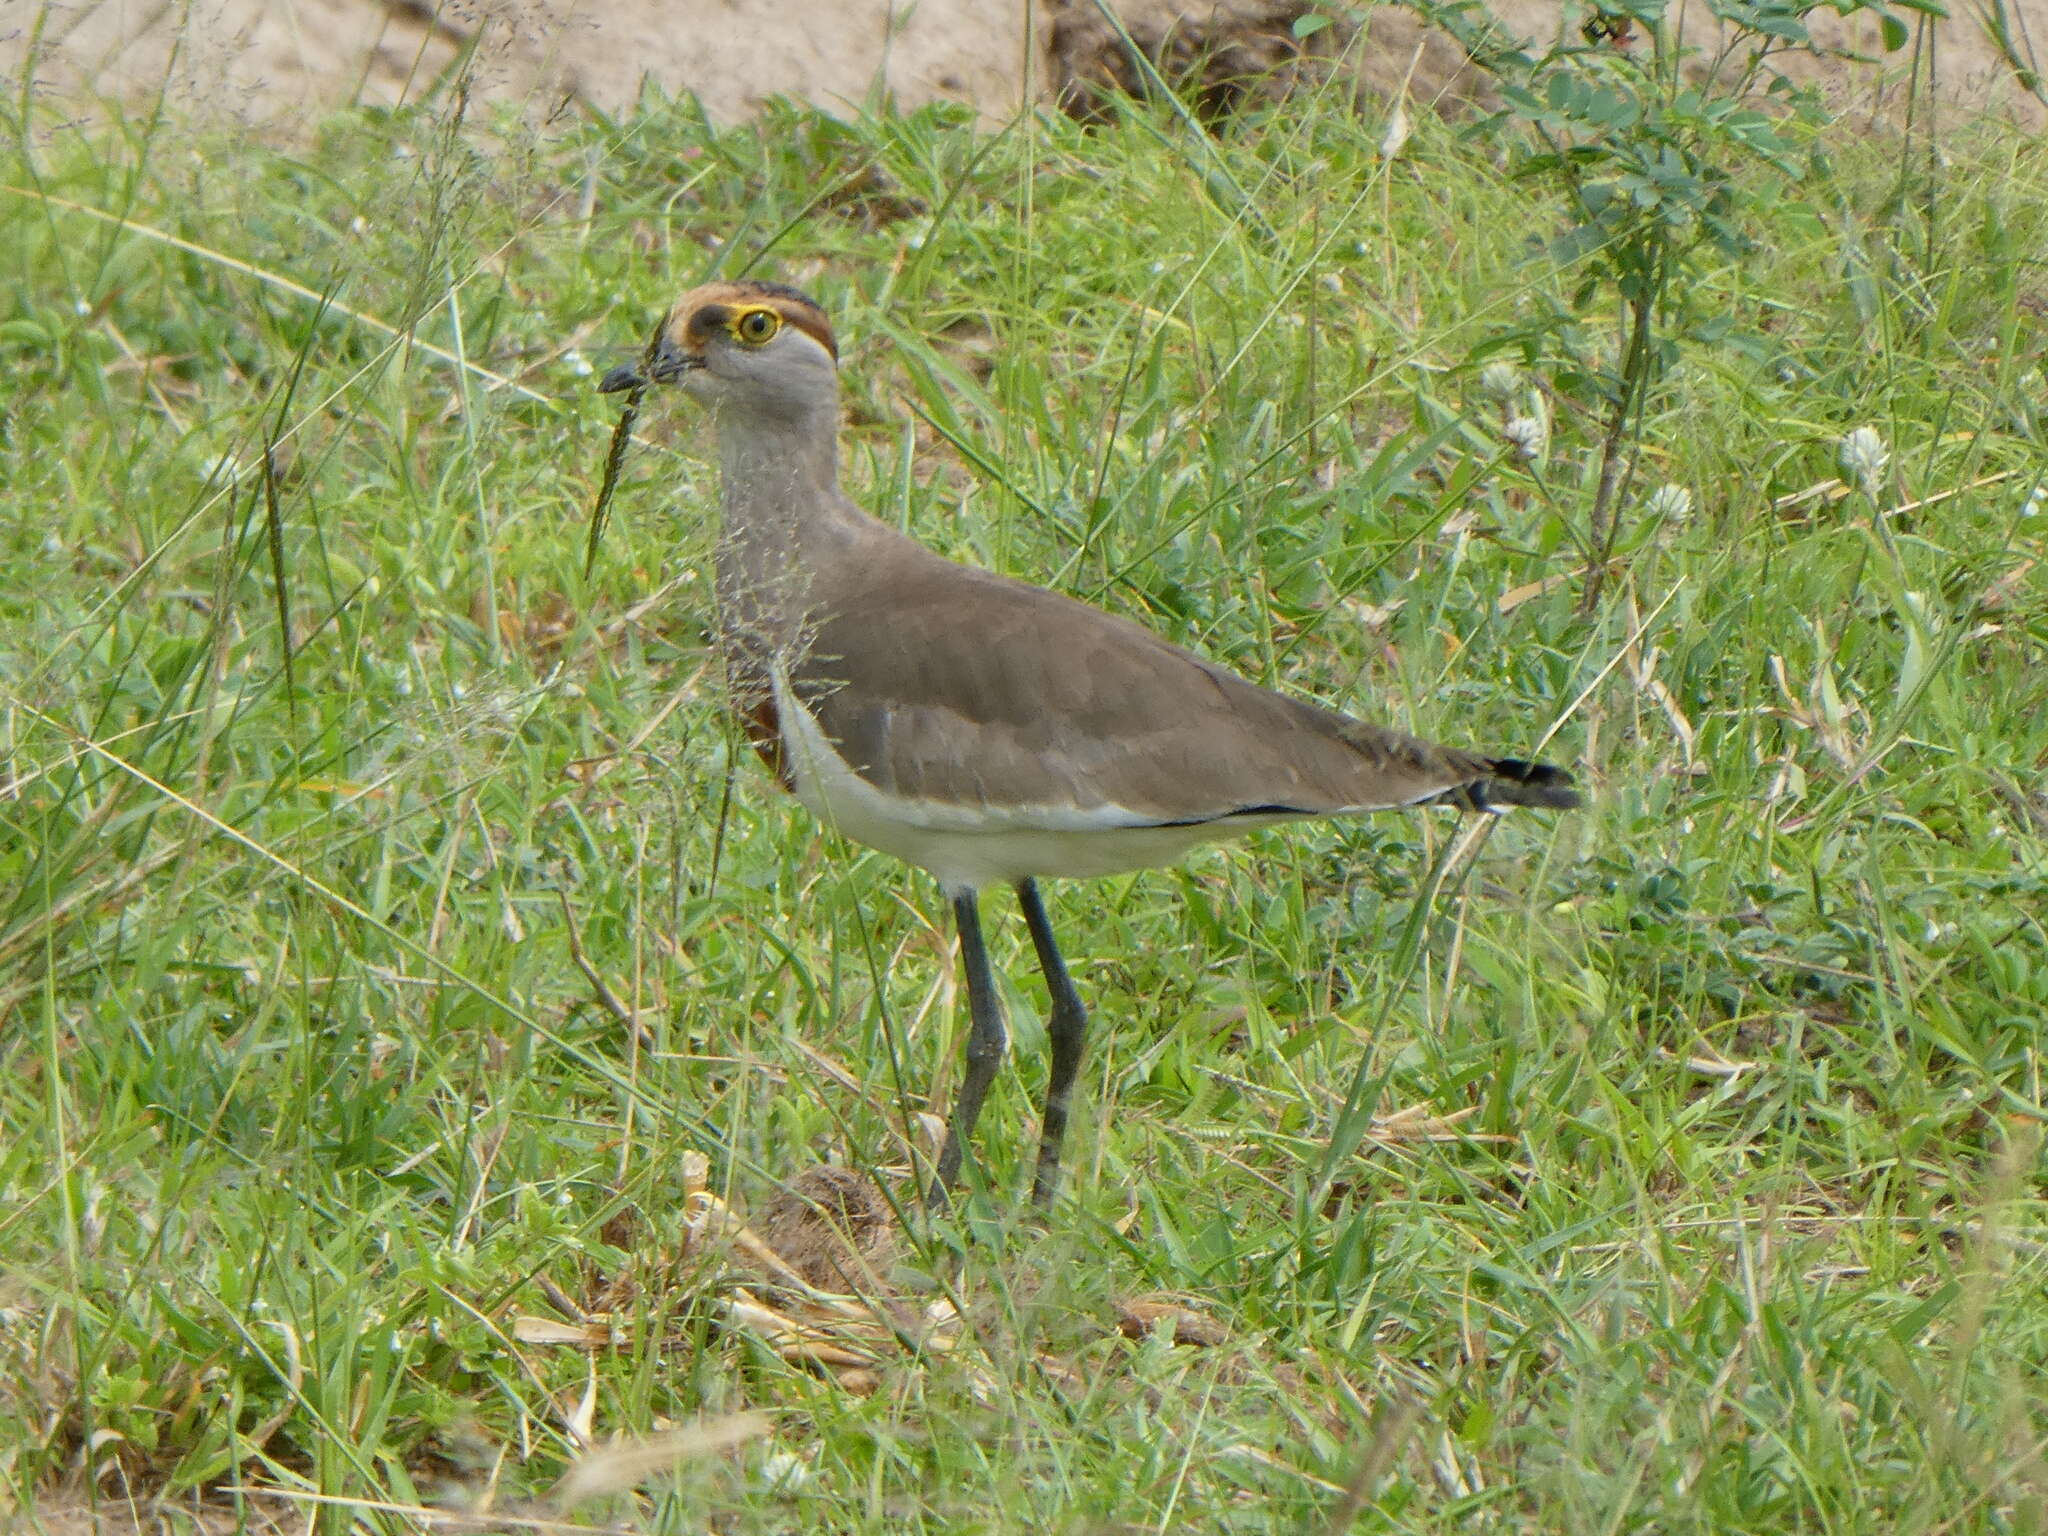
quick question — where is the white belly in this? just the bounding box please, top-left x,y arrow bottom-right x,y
771,676 -> 1289,894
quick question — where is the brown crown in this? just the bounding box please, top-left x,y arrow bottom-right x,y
667,280 -> 838,362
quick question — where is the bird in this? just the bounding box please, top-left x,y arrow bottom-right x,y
597,279 -> 1580,1209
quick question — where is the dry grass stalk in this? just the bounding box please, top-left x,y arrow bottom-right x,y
551,1414 -> 773,1504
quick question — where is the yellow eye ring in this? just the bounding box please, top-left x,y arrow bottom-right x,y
733,307 -> 781,345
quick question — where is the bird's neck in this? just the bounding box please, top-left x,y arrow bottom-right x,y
709,395 -> 866,661
714,395 -> 840,512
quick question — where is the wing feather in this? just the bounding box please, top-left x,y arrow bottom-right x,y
783,542 -> 1492,827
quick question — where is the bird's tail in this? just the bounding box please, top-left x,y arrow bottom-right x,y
1433,758 -> 1583,812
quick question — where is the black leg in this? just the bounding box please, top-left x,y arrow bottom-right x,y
932,889 -> 1009,1204
1018,878 -> 1089,1208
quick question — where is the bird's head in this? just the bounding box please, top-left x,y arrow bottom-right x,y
599,281 -> 838,419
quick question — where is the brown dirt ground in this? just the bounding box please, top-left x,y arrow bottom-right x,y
1,1496 -> 297,1535
6,0 -> 2043,130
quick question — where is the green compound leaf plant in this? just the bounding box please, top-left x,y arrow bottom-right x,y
1400,0 -> 1940,612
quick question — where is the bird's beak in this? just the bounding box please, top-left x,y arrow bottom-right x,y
599,334 -> 700,393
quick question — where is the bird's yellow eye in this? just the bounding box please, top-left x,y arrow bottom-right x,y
732,307 -> 781,345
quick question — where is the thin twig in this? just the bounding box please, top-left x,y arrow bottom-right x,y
583,314 -> 668,578
557,890 -> 638,1032
262,441 -> 296,723
1580,283 -> 1658,616
584,379 -> 646,578
1324,1396 -> 1424,1533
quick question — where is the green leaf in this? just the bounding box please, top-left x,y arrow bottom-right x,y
1895,592 -> 1935,712
1292,11 -> 1334,39
1879,10 -> 1910,49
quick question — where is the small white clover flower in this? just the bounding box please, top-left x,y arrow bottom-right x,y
564,349 -> 594,378
1837,426 -> 1890,498
1645,483 -> 1694,522
1502,416 -> 1545,462
759,1450 -> 814,1492
2022,486 -> 2044,519
1502,395 -> 1550,466
1479,360 -> 1522,400
1378,103 -> 1411,161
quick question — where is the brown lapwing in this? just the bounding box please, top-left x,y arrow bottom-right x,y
598,280 -> 1580,1207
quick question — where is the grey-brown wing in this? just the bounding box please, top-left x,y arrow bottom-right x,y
791,551 -> 1498,827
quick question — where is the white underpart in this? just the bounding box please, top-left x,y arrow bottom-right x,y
770,672 -> 1456,894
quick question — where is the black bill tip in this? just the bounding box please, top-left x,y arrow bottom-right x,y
598,364 -> 647,394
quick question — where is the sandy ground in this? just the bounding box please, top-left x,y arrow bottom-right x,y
6,0 -> 2043,131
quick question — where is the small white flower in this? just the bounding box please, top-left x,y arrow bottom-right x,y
564,350 -> 594,378
1502,416 -> 1546,463
1479,361 -> 1521,400
1378,103 -> 1411,161
2022,487 -> 2044,518
1502,396 -> 1549,466
1837,426 -> 1889,498
1645,483 -> 1693,522
759,1450 -> 814,1492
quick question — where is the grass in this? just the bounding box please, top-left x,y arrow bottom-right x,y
2,33 -> 2047,1535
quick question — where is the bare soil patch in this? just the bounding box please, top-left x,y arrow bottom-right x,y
9,0 -> 2043,130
